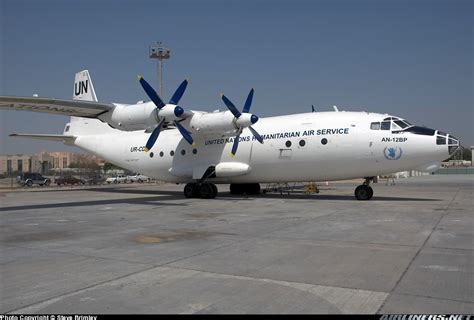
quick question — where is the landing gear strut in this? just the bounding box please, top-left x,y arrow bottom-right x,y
354,177 -> 374,200
184,182 -> 218,199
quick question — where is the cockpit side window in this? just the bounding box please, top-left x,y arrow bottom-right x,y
381,121 -> 391,130
370,122 -> 380,130
394,120 -> 408,129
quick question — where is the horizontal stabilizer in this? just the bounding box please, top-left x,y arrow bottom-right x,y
9,133 -> 77,143
0,96 -> 114,118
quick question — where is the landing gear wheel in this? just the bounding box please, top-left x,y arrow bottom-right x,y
230,184 -> 245,195
247,183 -> 261,195
367,186 -> 373,200
199,183 -> 217,199
355,185 -> 371,200
184,183 -> 198,198
211,184 -> 218,197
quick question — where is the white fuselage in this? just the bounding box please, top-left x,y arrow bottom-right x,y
67,111 -> 452,184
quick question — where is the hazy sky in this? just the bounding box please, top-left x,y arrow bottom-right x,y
1,0 -> 472,154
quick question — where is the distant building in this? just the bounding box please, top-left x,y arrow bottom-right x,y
0,154 -> 32,174
0,151 -> 104,175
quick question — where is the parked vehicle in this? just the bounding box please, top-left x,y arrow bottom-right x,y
85,175 -> 106,185
106,175 -> 128,184
17,172 -> 51,187
126,173 -> 150,183
55,176 -> 85,186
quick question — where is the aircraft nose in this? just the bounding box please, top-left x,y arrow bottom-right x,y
447,133 -> 460,155
435,130 -> 459,155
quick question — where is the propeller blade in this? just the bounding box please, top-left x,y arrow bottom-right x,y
221,94 -> 242,118
311,105 -> 315,112
249,126 -> 264,144
174,120 -> 195,147
138,75 -> 165,109
169,79 -> 188,105
144,118 -> 165,152
231,133 -> 241,156
242,88 -> 254,113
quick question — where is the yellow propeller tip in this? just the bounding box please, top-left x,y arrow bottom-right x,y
192,142 -> 196,148
220,93 -> 224,97
137,74 -> 142,80
230,153 -> 235,157
144,147 -> 149,152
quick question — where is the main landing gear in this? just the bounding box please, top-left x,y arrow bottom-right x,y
354,177 -> 374,200
184,182 -> 218,199
229,183 -> 261,195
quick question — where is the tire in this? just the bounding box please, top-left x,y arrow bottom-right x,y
26,180 -> 33,187
367,186 -> 374,200
113,180 -> 118,184
246,183 -> 260,195
199,183 -> 216,199
355,185 -> 371,200
230,184 -> 245,195
138,179 -> 143,183
184,183 -> 198,198
45,180 -> 50,187
211,184 -> 218,197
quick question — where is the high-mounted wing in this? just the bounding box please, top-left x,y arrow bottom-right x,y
0,96 -> 114,118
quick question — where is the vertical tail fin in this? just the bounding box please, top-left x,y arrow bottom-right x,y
73,70 -> 98,102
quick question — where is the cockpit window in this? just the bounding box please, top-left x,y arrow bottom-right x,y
394,120 -> 408,129
381,121 -> 391,130
448,138 -> 458,145
436,136 -> 446,145
370,122 -> 380,130
401,126 -> 436,136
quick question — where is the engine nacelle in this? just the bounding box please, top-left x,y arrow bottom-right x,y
98,102 -> 158,131
188,110 -> 238,134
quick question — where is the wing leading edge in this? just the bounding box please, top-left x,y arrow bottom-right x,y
0,96 -> 114,118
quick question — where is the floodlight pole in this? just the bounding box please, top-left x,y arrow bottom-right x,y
149,42 -> 171,98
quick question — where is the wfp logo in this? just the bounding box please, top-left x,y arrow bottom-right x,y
383,146 -> 402,160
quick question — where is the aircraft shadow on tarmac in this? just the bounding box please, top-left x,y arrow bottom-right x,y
0,188 -> 440,212
0,195 -> 185,212
89,187 -> 440,202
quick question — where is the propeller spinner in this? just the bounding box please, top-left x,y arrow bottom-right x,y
138,75 -> 194,151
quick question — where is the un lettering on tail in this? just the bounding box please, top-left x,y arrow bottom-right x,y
73,70 -> 98,102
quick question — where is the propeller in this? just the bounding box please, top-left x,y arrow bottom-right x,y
138,75 -> 194,151
221,89 -> 263,156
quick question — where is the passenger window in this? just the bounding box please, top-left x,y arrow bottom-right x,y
381,121 -> 391,130
370,122 -> 380,130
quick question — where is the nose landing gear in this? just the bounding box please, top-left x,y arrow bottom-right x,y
354,177 -> 374,200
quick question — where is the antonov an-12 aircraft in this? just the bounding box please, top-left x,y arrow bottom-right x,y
0,70 -> 460,199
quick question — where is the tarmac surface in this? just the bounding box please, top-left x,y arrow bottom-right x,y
0,175 -> 473,314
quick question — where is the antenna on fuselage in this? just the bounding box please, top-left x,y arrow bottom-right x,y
311,105 -> 316,112
333,105 -> 339,112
